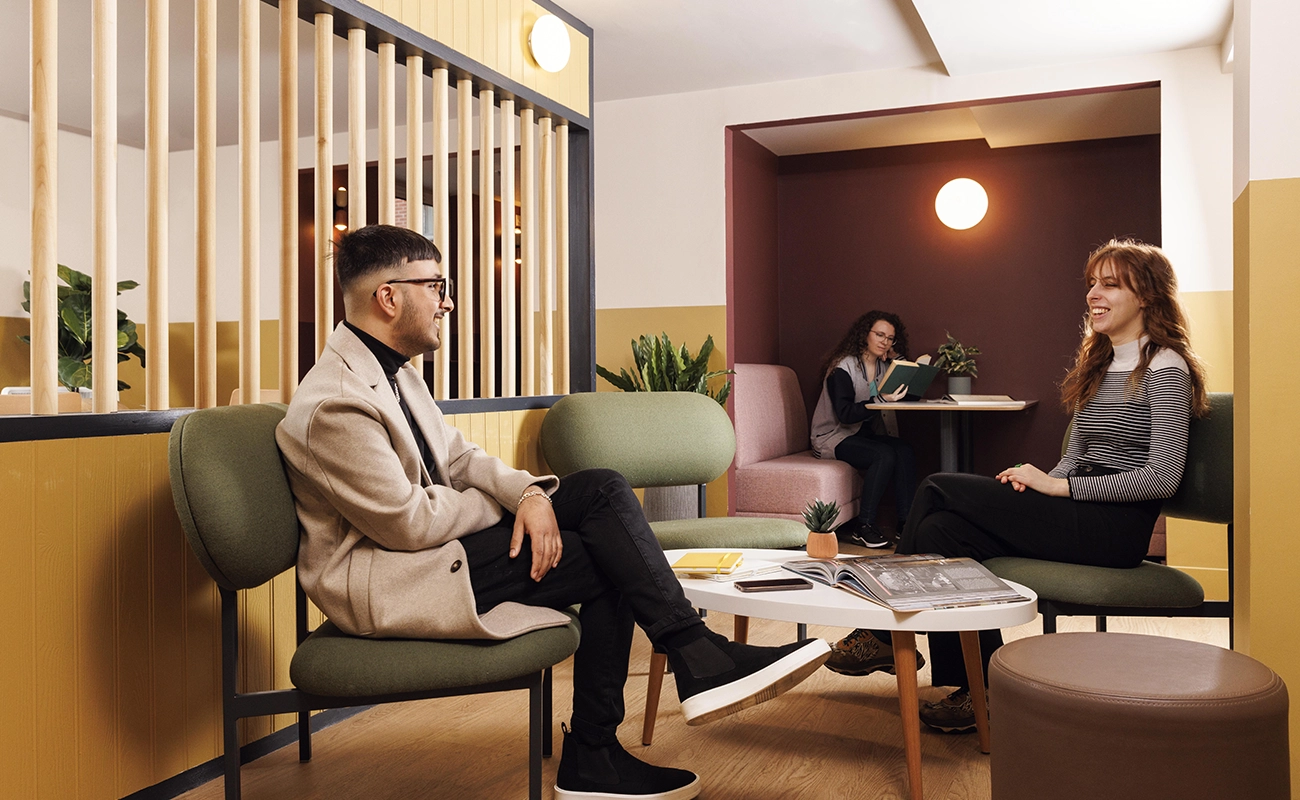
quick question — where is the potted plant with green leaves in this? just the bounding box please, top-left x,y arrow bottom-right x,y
597,333 -> 733,520
934,332 -> 980,395
596,332 -> 732,404
802,499 -> 841,559
19,265 -> 147,394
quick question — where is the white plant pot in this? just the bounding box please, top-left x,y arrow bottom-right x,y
947,375 -> 973,395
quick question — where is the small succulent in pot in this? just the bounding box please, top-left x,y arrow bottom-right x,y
802,499 -> 841,559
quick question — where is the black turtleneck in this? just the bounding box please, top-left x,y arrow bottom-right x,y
345,321 -> 436,481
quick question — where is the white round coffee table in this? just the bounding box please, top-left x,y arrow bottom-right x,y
664,548 -> 1038,800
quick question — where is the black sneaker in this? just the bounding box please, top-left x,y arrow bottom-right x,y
919,688 -> 978,734
825,628 -> 925,676
554,724 -> 701,800
668,633 -> 830,726
838,519 -> 891,549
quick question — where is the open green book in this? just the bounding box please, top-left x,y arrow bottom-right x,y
878,356 -> 941,399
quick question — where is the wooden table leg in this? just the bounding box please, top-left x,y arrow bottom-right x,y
893,630 -> 924,800
959,630 -> 991,754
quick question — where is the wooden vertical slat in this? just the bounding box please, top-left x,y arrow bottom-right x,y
478,88 -> 495,397
195,0 -> 217,408
92,0 -> 118,413
377,42 -> 395,225
500,99 -> 516,397
432,70 -> 450,398
538,116 -> 554,396
239,0 -> 260,406
29,0 -> 58,415
457,79 -> 474,397
406,55 -> 425,375
145,0 -> 168,410
519,107 -> 536,395
314,14 -> 333,358
556,122 -> 569,394
348,28 -> 366,232
279,0 -> 299,403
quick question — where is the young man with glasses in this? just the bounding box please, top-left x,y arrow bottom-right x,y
277,224 -> 829,800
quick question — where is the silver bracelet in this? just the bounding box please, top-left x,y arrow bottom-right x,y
517,488 -> 552,511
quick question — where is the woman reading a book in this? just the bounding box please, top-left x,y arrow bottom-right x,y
824,240 -> 1209,734
809,310 -> 918,550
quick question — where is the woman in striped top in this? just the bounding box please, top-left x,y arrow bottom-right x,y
823,239 -> 1210,733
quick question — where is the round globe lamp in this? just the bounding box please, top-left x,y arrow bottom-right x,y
529,14 -> 571,73
935,178 -> 988,230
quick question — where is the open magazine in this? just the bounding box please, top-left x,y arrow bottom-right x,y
781,554 -> 1027,611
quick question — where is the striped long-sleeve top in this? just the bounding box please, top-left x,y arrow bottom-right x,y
1049,337 -> 1192,503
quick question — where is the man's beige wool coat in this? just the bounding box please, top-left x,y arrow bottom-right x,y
276,323 -> 568,639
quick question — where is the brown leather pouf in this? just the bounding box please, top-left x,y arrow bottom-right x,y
990,632 -> 1289,800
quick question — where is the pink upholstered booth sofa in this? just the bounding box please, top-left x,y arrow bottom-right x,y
732,363 -> 862,522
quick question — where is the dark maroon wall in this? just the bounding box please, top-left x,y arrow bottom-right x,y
771,135 -> 1161,478
727,129 -> 782,365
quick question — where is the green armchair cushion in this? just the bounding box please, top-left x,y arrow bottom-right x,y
650,516 -> 806,552
291,612 -> 581,697
985,557 -> 1205,609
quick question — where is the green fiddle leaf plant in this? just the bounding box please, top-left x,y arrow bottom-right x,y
596,332 -> 733,406
934,332 -> 981,377
19,265 -> 147,391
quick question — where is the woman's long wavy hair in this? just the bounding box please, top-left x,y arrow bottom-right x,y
1059,239 -> 1208,417
820,310 -> 909,379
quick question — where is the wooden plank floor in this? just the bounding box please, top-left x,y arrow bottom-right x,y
177,612 -> 1229,800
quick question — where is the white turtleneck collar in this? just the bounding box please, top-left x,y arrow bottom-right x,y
1108,335 -> 1149,371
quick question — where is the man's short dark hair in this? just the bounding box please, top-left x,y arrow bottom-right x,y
335,224 -> 442,291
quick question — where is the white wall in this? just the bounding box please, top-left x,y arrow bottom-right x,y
594,46 -> 1233,309
0,113 -> 482,321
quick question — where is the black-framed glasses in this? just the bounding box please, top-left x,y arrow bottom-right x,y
374,277 -> 454,301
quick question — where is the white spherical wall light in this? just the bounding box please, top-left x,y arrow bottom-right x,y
529,14 -> 571,73
935,178 -> 989,230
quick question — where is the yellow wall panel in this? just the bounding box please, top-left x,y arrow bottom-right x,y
484,410 -> 501,458
115,434 -> 158,792
33,438 -> 77,799
480,0 -> 497,69
0,442 -> 36,798
147,434 -> 190,778
436,0 -> 455,45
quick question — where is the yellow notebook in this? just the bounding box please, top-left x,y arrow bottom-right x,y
672,551 -> 745,575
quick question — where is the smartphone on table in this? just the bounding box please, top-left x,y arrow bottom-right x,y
734,577 -> 813,592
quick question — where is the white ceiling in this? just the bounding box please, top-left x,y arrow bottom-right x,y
563,0 -> 1233,102
0,0 -> 1232,152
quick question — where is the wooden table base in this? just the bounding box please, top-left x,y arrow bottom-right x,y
892,631 -> 924,800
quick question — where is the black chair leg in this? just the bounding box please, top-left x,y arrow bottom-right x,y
1097,615 -> 1107,632
298,709 -> 312,762
797,623 -> 808,640
542,666 -> 554,758
1041,606 -> 1057,634
529,672 -> 543,800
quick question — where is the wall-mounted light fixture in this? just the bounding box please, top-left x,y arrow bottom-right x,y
529,14 -> 571,73
935,178 -> 988,230
334,185 -> 348,231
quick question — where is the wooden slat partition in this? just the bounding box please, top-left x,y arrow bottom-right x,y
479,89 -> 495,397
432,69 -> 450,399
239,0 -> 260,406
519,107 -> 536,395
406,55 -> 424,375
457,79 -> 474,397
556,122 -> 569,394
314,14 -> 333,358
348,28 -> 365,232
92,0 -> 118,413
538,116 -> 554,396
279,0 -> 298,403
29,0 -> 57,415
500,99 -> 516,397
377,42 -> 395,225
195,0 -> 216,408
145,0 -> 168,410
